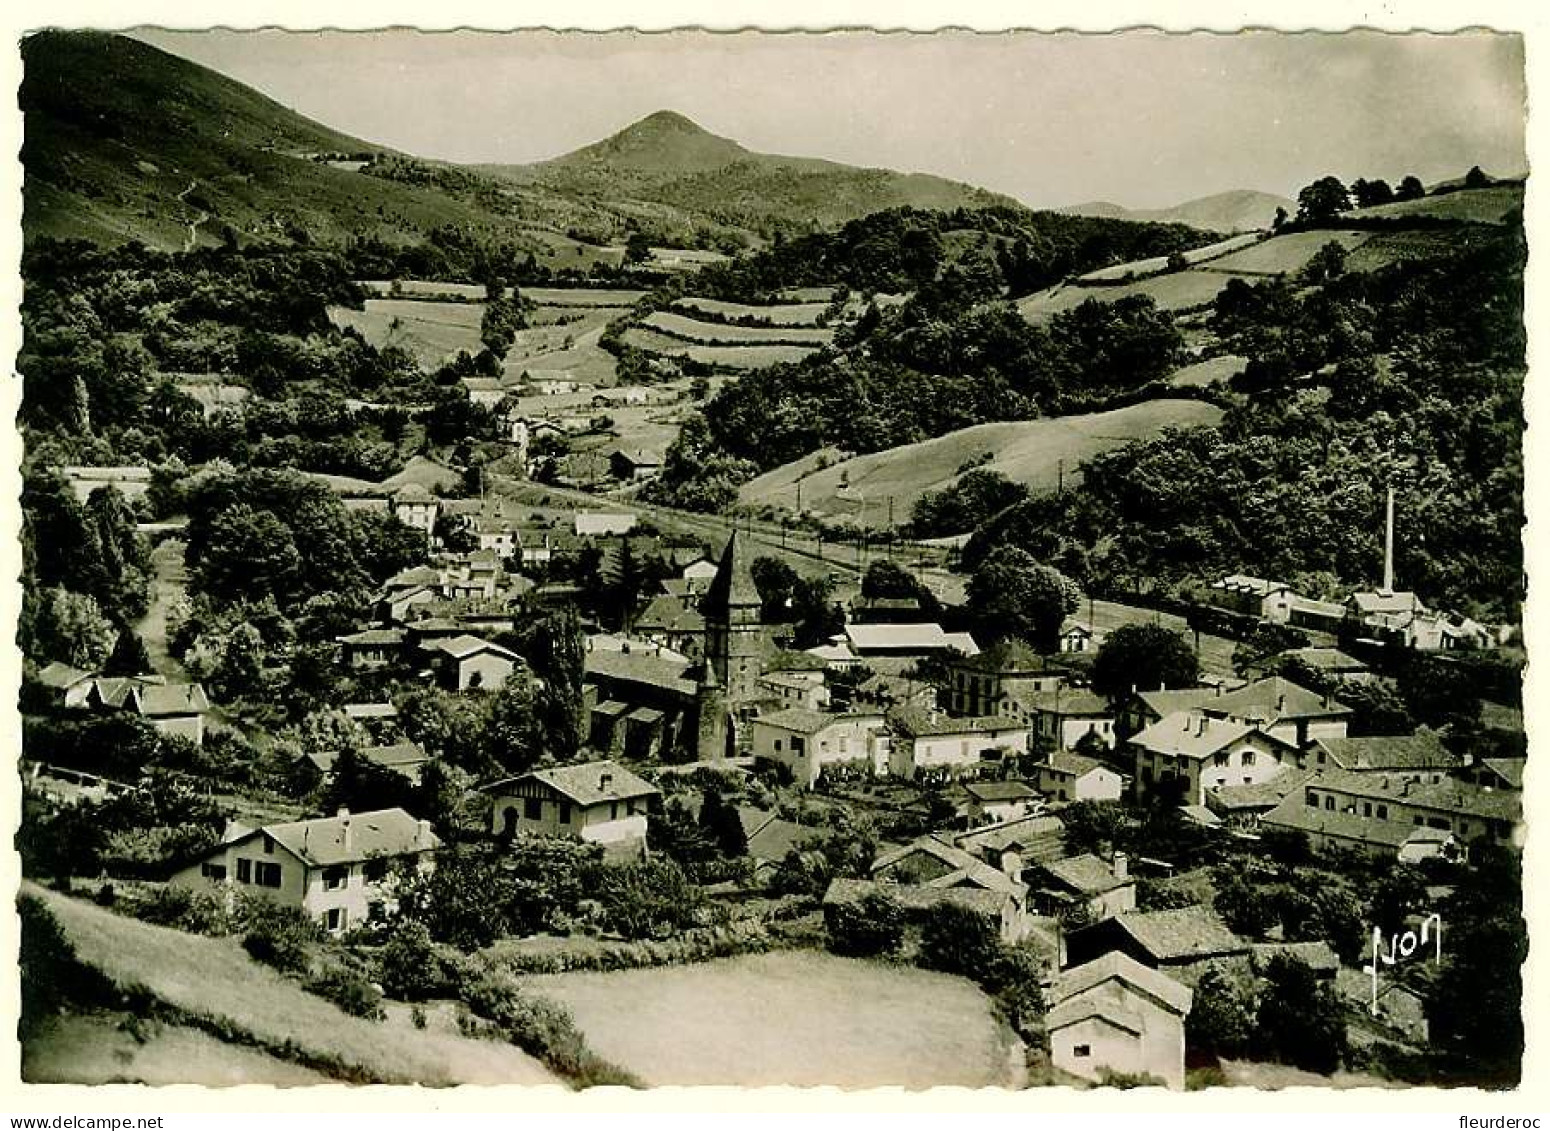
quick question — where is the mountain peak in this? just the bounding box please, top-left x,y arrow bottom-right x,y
549,109 -> 747,173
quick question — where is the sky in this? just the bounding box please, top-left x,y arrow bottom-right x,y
129,28 -> 1527,209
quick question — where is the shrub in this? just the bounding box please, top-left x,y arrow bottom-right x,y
121,884 -> 232,936
917,902 -> 1003,980
239,896 -> 322,974
377,919 -> 453,1001
824,891 -> 904,958
463,971 -> 641,1088
305,965 -> 385,1020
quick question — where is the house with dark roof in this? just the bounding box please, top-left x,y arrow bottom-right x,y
86,678 -> 211,746
886,707 -> 1030,782
171,807 -> 441,933
750,708 -> 889,788
35,661 -> 97,708
1206,768 -> 1315,825
1282,768 -> 1521,851
1036,852 -> 1137,921
1465,756 -> 1525,792
1064,905 -> 1250,986
484,759 -> 659,860
609,447 -> 664,481
1048,951 -> 1193,1090
823,877 -> 1033,945
945,636 -> 1068,718
1036,751 -> 1126,803
336,627 -> 407,669
635,594 -> 707,660
962,779 -> 1041,825
1308,731 -> 1461,778
863,835 -> 1032,942
1012,687 -> 1117,752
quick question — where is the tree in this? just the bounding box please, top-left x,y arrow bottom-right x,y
697,789 -> 749,857
190,504 -> 302,606
1213,870 -> 1276,937
103,624 -> 153,676
518,608 -> 586,759
965,546 -> 1079,653
1350,178 -> 1394,208
751,556 -> 799,622
1300,240 -> 1349,285
825,891 -> 905,958
1464,165 -> 1491,189
1296,176 -> 1353,224
1396,175 -> 1426,201
917,901 -> 1004,980
1089,623 -> 1199,701
624,231 -> 652,265
30,587 -> 116,669
483,671 -> 544,775
1186,962 -> 1256,1060
1254,954 -> 1348,1074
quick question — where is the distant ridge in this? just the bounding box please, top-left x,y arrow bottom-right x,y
1057,189 -> 1296,233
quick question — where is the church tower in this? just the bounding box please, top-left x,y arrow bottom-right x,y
702,531 -> 763,706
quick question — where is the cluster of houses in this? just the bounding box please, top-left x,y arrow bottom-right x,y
36,663 -> 212,746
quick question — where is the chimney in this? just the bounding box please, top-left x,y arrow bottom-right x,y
1113,852 -> 1129,882
1382,485 -> 1396,594
336,806 -> 350,819
418,819 -> 432,843
341,818 -> 352,854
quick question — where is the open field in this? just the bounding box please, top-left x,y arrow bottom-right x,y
1197,229 -> 1372,276
622,327 -> 820,369
24,1013 -> 332,1086
1019,271 -> 1236,320
675,296 -> 830,325
1077,232 -> 1263,283
357,281 -> 646,307
27,885 -> 557,1086
642,310 -> 835,345
738,399 -> 1224,527
1168,354 -> 1247,388
1348,184 -> 1523,225
780,286 -> 838,302
526,950 -> 1015,1087
524,286 -> 647,307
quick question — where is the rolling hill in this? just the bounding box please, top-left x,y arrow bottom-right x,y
20,30 -> 560,250
737,399 -> 1225,528
482,110 -> 1022,238
1057,189 -> 1296,233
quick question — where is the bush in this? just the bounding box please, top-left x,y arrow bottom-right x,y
824,891 -> 904,958
464,971 -> 641,1088
120,884 -> 232,936
239,896 -> 321,974
377,919 -> 453,1001
305,964 -> 385,1020
917,902 -> 1003,980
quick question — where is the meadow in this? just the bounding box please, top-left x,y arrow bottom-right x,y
674,296 -> 831,325
738,399 -> 1224,525
621,327 -> 821,369
641,310 -> 835,346
1076,231 -> 1263,283
27,885 -> 558,1086
526,950 -> 1016,1088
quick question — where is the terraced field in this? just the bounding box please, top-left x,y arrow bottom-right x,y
1194,229 -> 1372,276
1077,231 -> 1263,283
675,296 -> 830,326
1348,184 -> 1522,225
641,310 -> 834,346
621,327 -> 820,369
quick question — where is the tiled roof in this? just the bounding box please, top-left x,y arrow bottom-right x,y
1111,906 -> 1247,962
1052,950 -> 1193,1016
955,814 -> 1067,862
822,877 -> 1013,920
337,628 -> 406,647
1012,688 -> 1111,718
1316,733 -> 1459,772
1480,758 -> 1525,789
871,836 -> 1027,899
1350,590 -> 1425,616
261,807 -> 440,868
1304,768 -> 1521,823
431,634 -> 520,661
1137,687 -> 1218,719
703,531 -> 759,610
964,780 -> 1039,803
1205,676 -> 1352,723
1045,751 -> 1110,778
1208,768 -> 1314,811
487,759 -> 658,806
889,707 -> 1026,739
1212,574 -> 1292,598
583,648 -> 697,696
1259,795 -> 1418,848
37,662 -> 92,689
754,708 -> 842,735
1042,853 -> 1130,895
1131,712 -> 1257,760
133,683 -> 210,717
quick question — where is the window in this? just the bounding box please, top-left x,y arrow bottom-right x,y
1377,805 -> 1388,820
774,739 -> 783,752
325,907 -> 348,932
1073,1044 -> 1091,1058
201,862 -> 226,881
262,834 -> 275,855
1306,790 -> 1318,808
524,796 -> 542,820
610,802 -> 619,821
237,858 -> 252,884
256,862 -> 282,888
1214,752 -> 1229,767
792,737 -> 805,755
1363,803 -> 1372,817
1241,751 -> 1256,767
1325,797 -> 1335,811
364,857 -> 388,883
323,865 -> 348,891
559,801 -> 572,825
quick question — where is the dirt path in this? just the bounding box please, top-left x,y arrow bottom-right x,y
135,539 -> 191,680
176,181 -> 209,252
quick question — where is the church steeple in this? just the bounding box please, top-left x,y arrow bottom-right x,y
702,531 -> 764,706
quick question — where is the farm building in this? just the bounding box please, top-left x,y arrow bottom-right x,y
609,447 -> 664,480
1034,853 -> 1137,922
961,779 -> 1041,825
1064,905 -> 1250,988
1048,952 -> 1192,1090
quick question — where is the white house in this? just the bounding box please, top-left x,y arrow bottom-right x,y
751,708 -> 889,788
1037,751 -> 1126,803
484,760 -> 659,860
1048,952 -> 1193,1090
171,807 -> 440,934
887,707 -> 1029,781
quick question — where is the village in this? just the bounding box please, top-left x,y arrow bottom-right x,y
22,447 -> 1526,1090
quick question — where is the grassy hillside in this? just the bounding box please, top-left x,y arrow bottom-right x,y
485,110 -> 1022,239
1347,184 -> 1523,225
22,30 -> 628,257
737,399 -> 1225,527
528,950 -> 1016,1087
25,884 -> 557,1086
